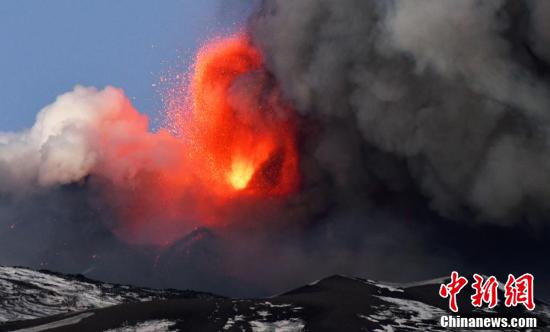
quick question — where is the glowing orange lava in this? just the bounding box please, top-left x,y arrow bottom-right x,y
176,33 -> 300,197
99,33 -> 300,245
228,159 -> 255,190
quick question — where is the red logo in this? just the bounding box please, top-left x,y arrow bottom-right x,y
471,274 -> 499,309
439,271 -> 468,312
504,273 -> 535,311
439,272 -> 535,312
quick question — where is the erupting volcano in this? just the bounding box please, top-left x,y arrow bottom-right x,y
97,33 -> 300,245
180,34 -> 299,197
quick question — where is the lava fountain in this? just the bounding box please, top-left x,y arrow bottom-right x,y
182,33 -> 299,197
102,33 -> 300,245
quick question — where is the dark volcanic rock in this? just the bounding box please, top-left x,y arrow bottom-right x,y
0,266 -> 219,323
1,270 -> 549,331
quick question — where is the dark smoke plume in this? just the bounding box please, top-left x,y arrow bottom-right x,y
251,0 -> 550,223
1,0 -> 549,299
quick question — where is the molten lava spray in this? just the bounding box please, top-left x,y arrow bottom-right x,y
181,34 -> 299,197
100,33 -> 299,245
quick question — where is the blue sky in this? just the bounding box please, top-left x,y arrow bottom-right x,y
0,0 -> 255,131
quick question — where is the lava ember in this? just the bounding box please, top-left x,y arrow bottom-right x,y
172,33 -> 299,197
96,33 -> 300,245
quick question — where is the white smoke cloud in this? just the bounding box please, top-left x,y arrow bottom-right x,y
1,0 -> 550,299
0,86 -> 135,193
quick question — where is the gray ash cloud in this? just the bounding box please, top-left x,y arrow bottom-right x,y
1,0 -> 549,300
250,0 -> 550,224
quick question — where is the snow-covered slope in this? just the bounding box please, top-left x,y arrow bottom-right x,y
0,266 -> 215,323
1,270 -> 549,331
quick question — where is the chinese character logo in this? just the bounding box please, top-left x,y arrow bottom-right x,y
439,271 -> 468,312
439,272 -> 535,312
504,273 -> 535,310
471,274 -> 498,309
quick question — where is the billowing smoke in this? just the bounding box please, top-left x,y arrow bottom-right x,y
1,0 -> 550,298
0,86 -> 127,192
2,35 -> 301,246
251,0 -> 550,223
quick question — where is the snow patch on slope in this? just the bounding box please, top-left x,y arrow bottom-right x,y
11,312 -> 94,332
104,319 -> 177,332
223,315 -> 244,330
368,295 -> 447,331
249,318 -> 305,332
0,266 -> 192,322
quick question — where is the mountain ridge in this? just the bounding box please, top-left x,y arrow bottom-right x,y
1,267 -> 549,331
